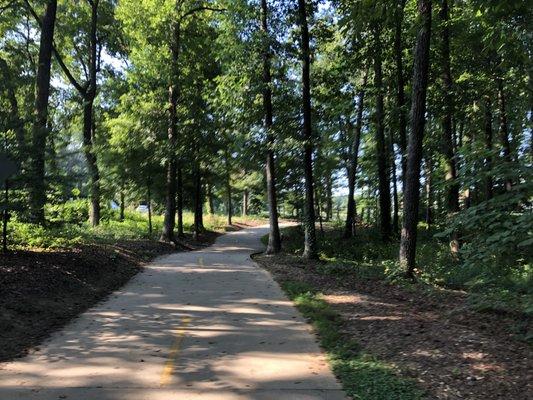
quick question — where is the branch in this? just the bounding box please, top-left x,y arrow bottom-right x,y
180,6 -> 226,22
23,0 -> 86,94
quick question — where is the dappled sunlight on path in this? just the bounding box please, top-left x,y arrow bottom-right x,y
0,225 -> 346,400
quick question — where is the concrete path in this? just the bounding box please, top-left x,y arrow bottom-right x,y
0,225 -> 346,400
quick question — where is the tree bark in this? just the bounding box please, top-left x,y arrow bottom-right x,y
84,100 -> 100,226
373,25 -> 392,241
28,0 -> 57,224
440,0 -> 459,214
344,71 -> 367,238
261,0 -> 281,254
297,0 -> 317,259
399,0 -> 432,278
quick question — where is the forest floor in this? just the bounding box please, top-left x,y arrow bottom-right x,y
0,231 -> 222,363
254,227 -> 532,400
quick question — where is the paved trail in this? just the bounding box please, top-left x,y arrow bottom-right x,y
0,225 -> 346,399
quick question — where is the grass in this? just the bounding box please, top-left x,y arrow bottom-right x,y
281,280 -> 424,400
7,209 -> 265,251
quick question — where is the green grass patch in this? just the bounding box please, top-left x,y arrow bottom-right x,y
282,280 -> 424,400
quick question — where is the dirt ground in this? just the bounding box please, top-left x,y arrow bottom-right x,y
255,254 -> 533,400
0,232 -> 220,363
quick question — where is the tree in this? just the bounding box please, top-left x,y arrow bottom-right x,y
399,0 -> 432,277
297,0 -> 317,259
261,0 -> 281,254
27,0 -> 57,224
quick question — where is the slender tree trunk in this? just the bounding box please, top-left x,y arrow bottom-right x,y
440,0 -> 459,214
242,189 -> 249,216
389,129 -> 400,234
28,0 -> 57,224
119,188 -> 125,221
83,1 -> 101,227
161,14 -> 182,242
399,0 -> 432,278
193,163 -> 203,240
373,25 -> 392,241
298,0 -> 318,259
484,97 -> 494,200
425,159 -> 433,228
207,182 -> 215,215
261,0 -> 281,254
161,84 -> 177,242
84,101 -> 100,226
147,183 -> 152,235
394,0 -> 408,190
497,78 -> 513,191
176,166 -> 184,237
344,71 -> 367,238
225,149 -> 232,225
325,174 -> 332,221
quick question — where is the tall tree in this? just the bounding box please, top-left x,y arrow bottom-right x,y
372,24 -> 392,241
344,70 -> 367,238
399,0 -> 432,277
27,0 -> 57,224
297,0 -> 317,259
261,0 -> 281,254
394,0 -> 407,188
440,0 -> 459,214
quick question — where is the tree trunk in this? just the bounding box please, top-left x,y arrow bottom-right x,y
119,188 -> 125,221
225,149 -> 232,225
261,0 -> 282,254
84,1 -> 101,227
161,16 -> 181,242
28,0 -> 57,224
389,129 -> 400,234
344,71 -> 367,238
147,183 -> 152,235
176,167 -> 184,237
193,163 -> 203,240
425,159 -> 433,228
394,0 -> 408,190
298,0 -> 317,259
207,182 -> 215,215
484,97 -> 494,200
399,0 -> 432,278
242,189 -> 249,216
325,174 -> 333,222
497,78 -> 513,191
84,101 -> 100,226
440,0 -> 460,214
373,25 -> 392,241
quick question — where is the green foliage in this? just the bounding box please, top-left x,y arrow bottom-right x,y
437,180 -> 533,291
282,281 -> 424,400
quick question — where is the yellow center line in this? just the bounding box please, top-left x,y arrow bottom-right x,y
160,316 -> 192,386
198,256 -> 204,266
